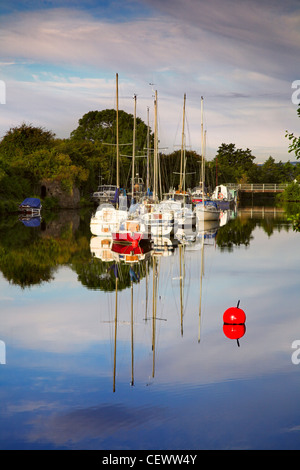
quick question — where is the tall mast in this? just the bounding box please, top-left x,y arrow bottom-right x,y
153,90 -> 158,202
198,236 -> 204,343
201,96 -> 204,197
180,93 -> 186,191
146,106 -> 150,192
131,94 -> 137,201
130,276 -> 134,386
116,73 -> 119,192
113,274 -> 118,392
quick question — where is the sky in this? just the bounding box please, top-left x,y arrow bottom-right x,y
0,0 -> 299,162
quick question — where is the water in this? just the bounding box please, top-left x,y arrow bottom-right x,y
0,206 -> 299,450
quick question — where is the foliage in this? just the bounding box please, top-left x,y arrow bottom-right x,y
70,109 -> 150,152
278,181 -> 300,202
28,148 -> 89,193
287,213 -> 300,231
286,106 -> 300,159
159,150 -> 202,193
212,143 -> 256,183
0,122 -> 55,162
0,112 -> 299,211
70,109 -> 153,190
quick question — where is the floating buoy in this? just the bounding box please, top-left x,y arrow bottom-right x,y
223,300 -> 246,325
223,300 -> 246,347
223,324 -> 246,341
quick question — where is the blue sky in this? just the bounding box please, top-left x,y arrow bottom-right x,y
0,0 -> 299,161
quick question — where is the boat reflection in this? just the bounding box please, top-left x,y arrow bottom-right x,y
19,215 -> 42,227
99,216 -> 224,391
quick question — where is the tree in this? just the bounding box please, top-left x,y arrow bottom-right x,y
53,138 -> 112,193
260,157 -> 281,183
70,109 -> 151,155
0,123 -> 55,162
286,106 -> 300,159
212,143 -> 256,183
28,148 -> 89,193
70,109 -> 153,189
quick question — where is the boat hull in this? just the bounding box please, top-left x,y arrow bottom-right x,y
111,231 -> 143,243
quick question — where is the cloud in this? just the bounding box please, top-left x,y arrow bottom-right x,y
138,0 -> 300,77
27,403 -> 168,446
0,2 -> 299,160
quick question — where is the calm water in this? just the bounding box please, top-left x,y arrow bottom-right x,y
0,205 -> 299,450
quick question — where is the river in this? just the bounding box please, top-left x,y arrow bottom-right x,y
0,203 -> 299,450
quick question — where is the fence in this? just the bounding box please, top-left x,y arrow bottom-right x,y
226,183 -> 290,193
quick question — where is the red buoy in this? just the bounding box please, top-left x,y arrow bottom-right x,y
223,324 -> 246,341
223,301 -> 246,346
223,306 -> 246,325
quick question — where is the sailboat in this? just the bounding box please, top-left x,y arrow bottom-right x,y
141,90 -> 177,237
211,184 -> 237,209
90,236 -> 114,262
195,97 -> 220,222
90,73 -> 128,237
111,93 -> 148,244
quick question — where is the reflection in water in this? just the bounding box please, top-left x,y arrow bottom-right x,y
223,301 -> 247,347
0,205 -> 291,289
0,204 -> 299,449
0,340 -> 5,364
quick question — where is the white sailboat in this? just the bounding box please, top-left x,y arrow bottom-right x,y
90,202 -> 128,237
90,73 -> 128,237
141,90 -> 177,236
211,184 -> 236,209
195,97 -> 220,222
90,236 -> 114,262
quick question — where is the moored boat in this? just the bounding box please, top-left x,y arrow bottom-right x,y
19,197 -> 42,217
211,184 -> 236,209
90,204 -> 128,237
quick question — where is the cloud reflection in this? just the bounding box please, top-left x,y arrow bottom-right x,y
27,403 -> 168,447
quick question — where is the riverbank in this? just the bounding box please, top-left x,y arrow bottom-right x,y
0,195 -> 93,216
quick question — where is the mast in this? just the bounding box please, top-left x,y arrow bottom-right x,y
146,106 -> 150,192
131,94 -> 137,202
180,93 -> 186,192
204,129 -> 207,195
198,235 -> 204,343
152,257 -> 157,378
130,276 -> 134,386
201,96 -> 204,197
153,90 -> 158,202
116,73 -> 119,201
113,274 -> 118,392
179,244 -> 184,336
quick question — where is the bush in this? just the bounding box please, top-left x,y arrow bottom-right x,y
278,182 -> 300,202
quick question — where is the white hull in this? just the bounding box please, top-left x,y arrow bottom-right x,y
195,206 -> 220,221
90,236 -> 114,261
141,210 -> 174,236
90,206 -> 128,237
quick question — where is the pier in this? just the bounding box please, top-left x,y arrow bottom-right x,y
226,183 -> 289,194
238,206 -> 286,220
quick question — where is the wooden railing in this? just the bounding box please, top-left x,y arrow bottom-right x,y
226,183 -> 290,193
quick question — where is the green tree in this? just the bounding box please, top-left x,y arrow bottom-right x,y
53,138 -> 112,194
286,106 -> 300,159
260,157 -> 280,183
70,109 -> 153,189
159,150 -> 201,193
212,143 -> 256,183
28,148 -> 89,193
0,123 -> 55,163
70,109 -> 150,155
